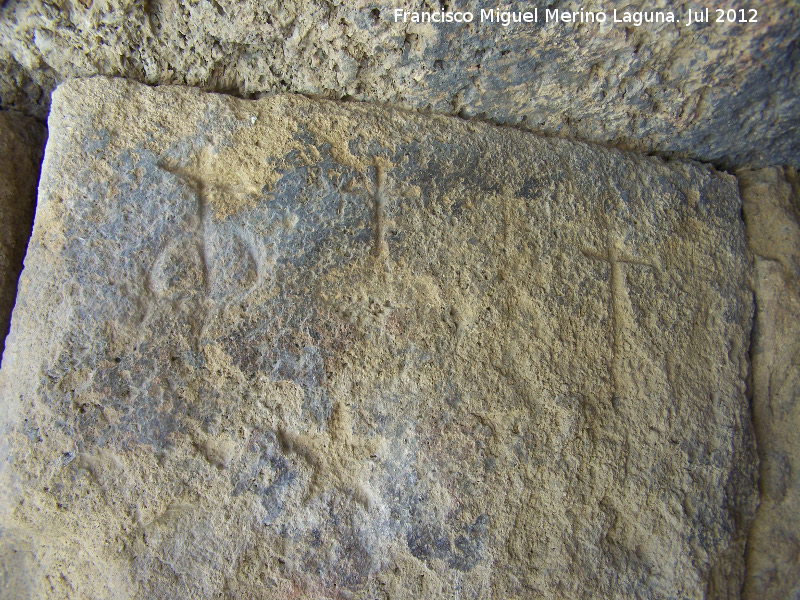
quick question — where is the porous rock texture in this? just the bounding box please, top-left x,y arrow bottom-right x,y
0,77 -> 758,599
0,0 -> 799,169
0,109 -> 45,358
740,167 -> 800,600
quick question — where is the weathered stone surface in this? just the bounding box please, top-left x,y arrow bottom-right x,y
0,0 -> 798,169
740,167 -> 800,600
0,77 -> 757,599
0,109 -> 45,359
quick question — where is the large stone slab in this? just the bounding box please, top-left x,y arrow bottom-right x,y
740,167 -> 800,599
0,77 -> 757,599
0,0 -> 798,169
0,109 -> 45,359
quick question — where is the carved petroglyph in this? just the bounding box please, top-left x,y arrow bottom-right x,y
143,156 -> 273,355
152,159 -> 267,304
352,161 -> 392,259
502,186 -> 512,255
371,165 -> 386,258
347,159 -> 396,260
582,231 -> 659,401
278,401 -> 385,511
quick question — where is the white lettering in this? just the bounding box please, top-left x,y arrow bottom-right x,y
391,10 -> 473,23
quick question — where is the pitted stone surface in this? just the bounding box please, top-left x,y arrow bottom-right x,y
0,77 -> 757,599
0,109 -> 45,359
0,0 -> 798,169
741,167 -> 800,600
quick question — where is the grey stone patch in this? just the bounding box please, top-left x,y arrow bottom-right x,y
0,77 -> 758,599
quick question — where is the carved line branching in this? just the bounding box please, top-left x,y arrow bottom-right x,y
149,162 -> 268,350
582,232 -> 659,401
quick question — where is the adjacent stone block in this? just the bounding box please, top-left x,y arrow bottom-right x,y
0,77 -> 757,599
0,109 -> 45,360
741,167 -> 800,600
0,0 -> 798,169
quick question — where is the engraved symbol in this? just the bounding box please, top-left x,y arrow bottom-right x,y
502,186 -> 512,255
277,402 -> 384,510
582,232 -> 659,401
147,153 -> 269,351
345,157 -> 408,262
151,159 -> 265,303
368,162 -> 386,258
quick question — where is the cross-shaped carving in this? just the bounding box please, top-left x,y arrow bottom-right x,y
341,157 -> 399,261
582,233 -> 659,402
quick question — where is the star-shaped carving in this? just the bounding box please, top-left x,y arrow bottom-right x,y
277,402 -> 385,510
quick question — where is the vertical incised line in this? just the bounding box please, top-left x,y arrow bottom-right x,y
195,180 -> 211,296
372,165 -> 385,257
502,191 -> 510,255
